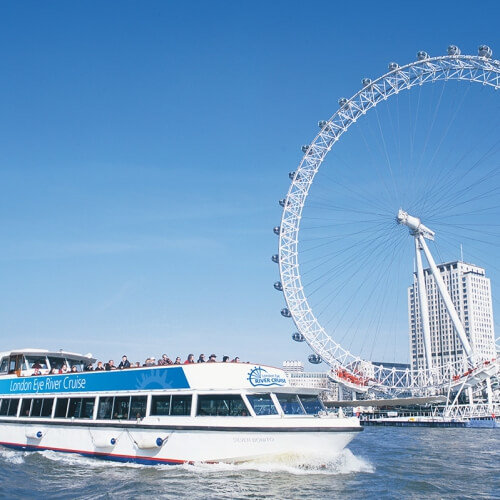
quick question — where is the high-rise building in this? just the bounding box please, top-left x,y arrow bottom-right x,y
408,261 -> 496,374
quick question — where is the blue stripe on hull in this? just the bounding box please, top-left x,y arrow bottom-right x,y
0,442 -> 187,466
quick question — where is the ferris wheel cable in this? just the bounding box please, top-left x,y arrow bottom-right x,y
310,164 -> 394,215
353,120 -> 400,206
319,236 -> 408,333
373,105 -> 401,202
427,115 -> 500,197
417,88 -> 473,212
425,144 -> 500,213
302,227 -> 395,291
338,239 -> 409,357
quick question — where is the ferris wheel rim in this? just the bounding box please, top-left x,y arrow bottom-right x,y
277,48 -> 500,393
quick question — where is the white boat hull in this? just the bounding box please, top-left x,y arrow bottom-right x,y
0,418 -> 361,464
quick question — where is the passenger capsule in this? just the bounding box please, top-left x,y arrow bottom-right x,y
318,120 -> 328,128
279,198 -> 286,207
288,171 -> 295,180
308,354 -> 322,364
338,97 -> 348,107
273,226 -> 280,235
478,45 -> 492,58
362,78 -> 372,87
281,308 -> 292,318
271,254 -> 279,264
292,332 -> 305,342
388,62 -> 399,71
274,281 -> 283,291
301,145 -> 311,153
447,45 -> 461,55
417,51 -> 429,60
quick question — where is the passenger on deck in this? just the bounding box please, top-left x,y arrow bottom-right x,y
134,362 -> 141,368
105,360 -> 116,370
118,355 -> 131,369
197,354 -> 206,363
60,364 -> 69,374
95,361 -> 105,371
158,354 -> 173,366
232,357 -> 240,363
50,368 -> 58,374
84,363 -> 94,371
184,354 -> 195,364
222,356 -> 230,363
33,367 -> 42,376
174,357 -> 182,365
207,354 -> 217,363
71,365 -> 78,373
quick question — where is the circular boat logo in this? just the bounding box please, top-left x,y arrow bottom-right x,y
247,366 -> 287,387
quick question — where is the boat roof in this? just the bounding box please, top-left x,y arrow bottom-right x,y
0,348 -> 96,362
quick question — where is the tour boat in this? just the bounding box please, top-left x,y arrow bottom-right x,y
0,349 -> 362,465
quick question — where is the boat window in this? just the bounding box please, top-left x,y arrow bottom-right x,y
31,398 -> 43,417
0,357 -> 8,373
47,356 -> 65,370
171,395 -> 192,416
246,394 -> 278,415
55,398 -> 69,418
41,399 -> 54,417
7,398 -> 20,416
276,394 -> 305,415
0,399 -> 8,416
97,397 -> 113,419
26,356 -> 48,370
130,396 -> 147,419
81,398 -> 95,419
151,395 -> 171,416
20,398 -> 32,417
112,396 -> 130,419
197,394 -> 249,416
298,395 -> 324,415
67,359 -> 84,372
68,398 -> 83,418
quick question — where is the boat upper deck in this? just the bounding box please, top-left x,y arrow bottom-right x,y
0,349 -> 307,397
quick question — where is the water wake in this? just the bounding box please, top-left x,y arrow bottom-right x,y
0,445 -> 373,476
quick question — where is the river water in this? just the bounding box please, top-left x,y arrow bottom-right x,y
0,427 -> 498,499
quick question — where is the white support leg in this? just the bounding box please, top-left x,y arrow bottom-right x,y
415,237 -> 433,375
418,235 -> 474,363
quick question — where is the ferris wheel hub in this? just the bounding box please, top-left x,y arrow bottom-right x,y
396,209 -> 435,240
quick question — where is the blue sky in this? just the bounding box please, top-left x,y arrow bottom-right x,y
0,1 -> 498,368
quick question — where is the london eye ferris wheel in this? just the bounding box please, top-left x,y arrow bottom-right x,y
273,45 -> 500,395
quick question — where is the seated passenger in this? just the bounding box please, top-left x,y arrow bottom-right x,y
95,361 -> 105,371
33,367 -> 41,376
222,356 -> 230,363
197,354 -> 206,363
184,354 -> 195,364
174,356 -> 181,365
60,364 -> 69,374
134,362 -> 141,368
158,354 -> 173,366
207,354 -> 217,363
84,363 -> 94,371
232,357 -> 240,363
118,355 -> 131,369
50,368 -> 58,374
71,365 -> 78,373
